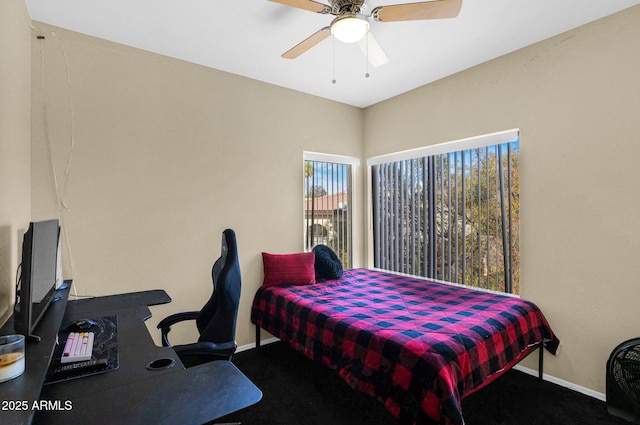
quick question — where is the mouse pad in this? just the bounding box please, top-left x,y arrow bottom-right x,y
45,315 -> 119,384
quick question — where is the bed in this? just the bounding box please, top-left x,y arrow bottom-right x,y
251,268 -> 559,425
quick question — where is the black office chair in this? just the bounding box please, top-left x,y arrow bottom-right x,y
158,228 -> 241,368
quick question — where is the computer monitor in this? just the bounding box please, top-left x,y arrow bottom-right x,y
14,219 -> 60,341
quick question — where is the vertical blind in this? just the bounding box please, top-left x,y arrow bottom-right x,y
371,136 -> 519,294
304,159 -> 353,268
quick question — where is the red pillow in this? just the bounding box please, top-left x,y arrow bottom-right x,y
262,252 -> 316,287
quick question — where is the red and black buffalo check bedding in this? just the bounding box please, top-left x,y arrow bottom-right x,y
251,268 -> 559,425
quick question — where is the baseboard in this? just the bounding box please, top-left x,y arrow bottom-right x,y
236,336 -> 280,353
513,364 -> 606,402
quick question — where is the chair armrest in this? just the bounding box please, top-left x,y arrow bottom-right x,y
172,340 -> 238,361
157,311 -> 199,347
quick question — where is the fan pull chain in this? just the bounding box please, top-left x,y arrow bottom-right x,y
365,33 -> 370,78
332,36 -> 337,84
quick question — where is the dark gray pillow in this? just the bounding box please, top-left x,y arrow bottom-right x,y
312,245 -> 343,280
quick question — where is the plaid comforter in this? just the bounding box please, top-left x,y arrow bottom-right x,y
251,268 -> 558,424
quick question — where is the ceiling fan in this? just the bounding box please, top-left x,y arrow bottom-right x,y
270,0 -> 463,66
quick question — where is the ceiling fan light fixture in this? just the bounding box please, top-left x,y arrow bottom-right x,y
331,15 -> 369,43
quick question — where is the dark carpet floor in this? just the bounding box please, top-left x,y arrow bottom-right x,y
215,341 -> 629,425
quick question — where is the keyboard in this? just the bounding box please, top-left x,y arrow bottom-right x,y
61,332 -> 94,363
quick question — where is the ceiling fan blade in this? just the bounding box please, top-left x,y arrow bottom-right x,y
282,27 -> 331,59
268,0 -> 331,14
357,32 -> 389,68
372,0 -> 462,22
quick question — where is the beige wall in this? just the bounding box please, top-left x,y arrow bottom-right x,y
25,4 -> 640,397
28,22 -> 364,348
0,0 -> 31,324
364,6 -> 640,393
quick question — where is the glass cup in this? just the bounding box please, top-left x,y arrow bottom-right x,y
0,335 -> 26,383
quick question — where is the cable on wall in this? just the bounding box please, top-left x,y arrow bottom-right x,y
58,38 -> 77,208
32,25 -> 78,297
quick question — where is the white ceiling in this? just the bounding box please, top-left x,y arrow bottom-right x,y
26,0 -> 640,108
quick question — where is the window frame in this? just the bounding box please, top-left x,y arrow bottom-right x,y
366,129 -> 520,294
303,152 -> 360,269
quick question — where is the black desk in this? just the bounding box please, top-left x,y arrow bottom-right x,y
0,285 -> 262,425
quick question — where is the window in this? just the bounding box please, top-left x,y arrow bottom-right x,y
303,153 -> 357,268
369,130 -> 520,294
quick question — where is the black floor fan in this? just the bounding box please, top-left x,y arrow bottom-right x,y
607,338 -> 640,424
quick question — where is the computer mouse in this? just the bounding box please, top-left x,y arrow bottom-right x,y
66,319 -> 98,331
